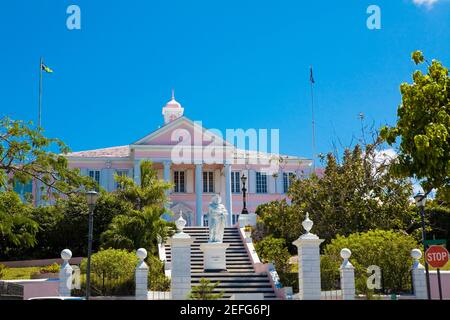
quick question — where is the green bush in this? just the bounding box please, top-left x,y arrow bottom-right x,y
38,263 -> 60,274
189,278 -> 223,300
147,255 -> 170,291
0,264 -> 6,279
321,230 -> 418,293
254,236 -> 290,274
76,249 -> 138,296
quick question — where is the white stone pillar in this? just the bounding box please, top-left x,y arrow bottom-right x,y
276,171 -> 284,194
339,248 -> 355,300
59,249 -> 73,297
195,164 -> 203,226
292,213 -> 324,300
411,249 -> 428,300
135,248 -> 149,300
133,160 -> 141,186
169,216 -> 194,300
224,164 -> 233,226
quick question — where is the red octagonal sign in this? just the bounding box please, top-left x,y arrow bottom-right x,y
425,245 -> 449,268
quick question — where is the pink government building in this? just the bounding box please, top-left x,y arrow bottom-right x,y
31,94 -> 314,226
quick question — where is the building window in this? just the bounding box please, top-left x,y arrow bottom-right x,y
232,214 -> 239,225
174,171 -> 185,193
283,172 -> 296,193
256,172 -> 267,194
89,170 -> 101,190
203,171 -> 214,193
231,171 -> 241,193
203,215 -> 209,227
115,170 -> 129,189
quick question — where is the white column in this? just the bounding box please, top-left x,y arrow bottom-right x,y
277,171 -> 284,194
224,164 -> 233,226
170,216 -> 194,300
135,248 -> 149,300
59,249 -> 73,297
133,160 -> 141,186
292,213 -> 324,300
195,164 -> 203,226
163,160 -> 171,183
339,248 -> 355,300
411,249 -> 428,299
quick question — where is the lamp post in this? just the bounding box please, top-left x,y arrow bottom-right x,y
85,190 -> 99,300
240,174 -> 249,215
414,192 -> 431,300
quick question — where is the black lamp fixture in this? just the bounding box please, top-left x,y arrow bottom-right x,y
414,192 -> 431,300
240,174 -> 249,215
85,190 -> 99,300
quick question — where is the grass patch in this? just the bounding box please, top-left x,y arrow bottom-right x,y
1,267 -> 41,280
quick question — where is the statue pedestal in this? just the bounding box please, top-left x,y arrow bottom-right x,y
200,242 -> 230,272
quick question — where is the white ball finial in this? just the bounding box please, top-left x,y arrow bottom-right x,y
340,248 -> 352,260
136,248 -> 147,261
302,212 -> 313,233
61,249 -> 72,261
176,212 -> 186,233
411,249 -> 422,260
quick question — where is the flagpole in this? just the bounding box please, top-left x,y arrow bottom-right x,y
38,57 -> 43,128
310,65 -> 316,172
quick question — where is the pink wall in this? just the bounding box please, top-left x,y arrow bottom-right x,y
430,271 -> 450,300
2,280 -> 59,300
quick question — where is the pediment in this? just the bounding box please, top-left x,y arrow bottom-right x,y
133,116 -> 232,147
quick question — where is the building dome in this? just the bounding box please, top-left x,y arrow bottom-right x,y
165,97 -> 182,108
162,90 -> 184,124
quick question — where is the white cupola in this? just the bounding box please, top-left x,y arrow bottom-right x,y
162,89 -> 184,124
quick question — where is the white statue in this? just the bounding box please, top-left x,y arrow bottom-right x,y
207,194 -> 228,243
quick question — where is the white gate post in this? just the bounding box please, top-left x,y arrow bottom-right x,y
59,249 -> 73,297
339,248 -> 355,300
411,249 -> 428,300
292,213 -> 324,300
135,248 -> 149,300
169,215 -> 194,300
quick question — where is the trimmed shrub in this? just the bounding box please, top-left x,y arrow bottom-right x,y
321,230 -> 418,293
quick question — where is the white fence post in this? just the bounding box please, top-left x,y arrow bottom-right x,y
58,249 -> 73,297
135,248 -> 149,300
292,213 -> 324,300
411,249 -> 428,300
339,248 -> 355,300
169,215 -> 194,300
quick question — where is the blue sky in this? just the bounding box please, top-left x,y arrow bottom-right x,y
0,0 -> 449,162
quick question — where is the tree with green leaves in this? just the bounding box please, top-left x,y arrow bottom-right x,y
0,117 -> 94,200
257,141 -> 416,245
100,160 -> 174,253
189,278 -> 224,300
0,191 -> 38,259
380,51 -> 450,197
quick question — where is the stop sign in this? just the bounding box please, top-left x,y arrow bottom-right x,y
425,245 -> 449,268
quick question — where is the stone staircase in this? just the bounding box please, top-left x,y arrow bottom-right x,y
164,227 -> 278,300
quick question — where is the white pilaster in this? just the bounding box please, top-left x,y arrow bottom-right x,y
59,249 -> 73,297
224,164 -> 233,226
411,249 -> 428,300
195,164 -> 203,226
292,213 -> 324,300
169,216 -> 194,300
276,172 -> 284,194
134,160 -> 141,186
339,248 -> 355,300
135,248 -> 149,300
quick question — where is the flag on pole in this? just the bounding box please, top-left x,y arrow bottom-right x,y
41,63 -> 54,73
309,66 -> 315,84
